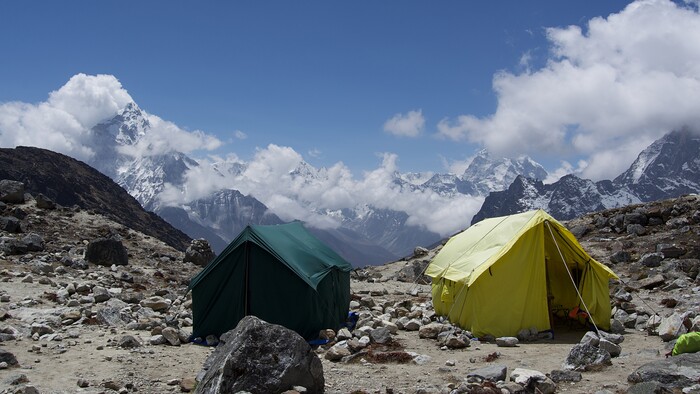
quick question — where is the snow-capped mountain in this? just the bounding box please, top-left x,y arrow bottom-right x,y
461,149 -> 549,195
413,149 -> 548,197
80,101 -> 575,266
471,175 -> 640,224
472,129 -> 699,224
613,128 -> 700,201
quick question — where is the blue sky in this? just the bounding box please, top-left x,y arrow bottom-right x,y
1,0 -> 699,182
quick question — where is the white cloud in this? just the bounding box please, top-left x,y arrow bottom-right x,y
164,145 -> 483,237
118,115 -> 221,157
437,0 -> 700,181
0,73 -> 221,161
234,130 -> 247,140
383,109 -> 425,137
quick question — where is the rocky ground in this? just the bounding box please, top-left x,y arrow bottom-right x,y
1,182 -> 699,393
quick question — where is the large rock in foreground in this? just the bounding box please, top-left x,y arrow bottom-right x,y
627,352 -> 700,389
196,315 -> 324,394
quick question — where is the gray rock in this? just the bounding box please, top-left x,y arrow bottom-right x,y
656,243 -> 686,258
579,331 -> 600,347
658,312 -> 689,341
183,239 -> 215,267
599,331 -> 624,345
467,364 -> 507,382
196,315 -> 324,394
118,335 -> 141,348
418,323 -> 446,339
161,327 -> 181,346
0,180 -> 25,203
628,352 -> 700,389
626,381 -> 670,394
95,306 -> 129,327
0,348 -> 18,366
598,338 -> 622,357
85,237 -> 128,266
370,327 -> 391,344
34,193 -> 56,210
325,342 -> 351,361
563,343 -> 612,371
496,337 -> 519,347
627,224 -> 646,236
510,368 -> 552,393
404,319 -> 421,331
624,212 -> 648,226
0,237 -> 27,255
22,233 -> 44,252
636,274 -> 666,290
609,250 -> 632,264
0,216 -> 21,233
549,370 -> 581,383
639,252 -> 664,267
92,286 -> 111,303
140,296 -> 171,312
442,333 -> 469,349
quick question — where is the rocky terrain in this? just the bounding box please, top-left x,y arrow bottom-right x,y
1,179 -> 700,393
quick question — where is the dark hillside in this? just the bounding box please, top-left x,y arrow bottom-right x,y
0,146 -> 191,251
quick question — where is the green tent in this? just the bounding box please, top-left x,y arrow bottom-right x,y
189,221 -> 353,340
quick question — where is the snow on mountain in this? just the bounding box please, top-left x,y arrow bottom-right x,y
412,149 -> 548,197
614,128 -> 700,201
461,149 -> 549,195
473,129 -> 698,224
92,102 -> 697,266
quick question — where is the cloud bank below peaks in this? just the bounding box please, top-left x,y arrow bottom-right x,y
160,145 -> 483,237
0,73 -> 221,161
437,0 -> 700,181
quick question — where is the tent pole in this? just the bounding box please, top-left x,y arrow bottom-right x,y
244,241 -> 250,316
545,221 -> 602,337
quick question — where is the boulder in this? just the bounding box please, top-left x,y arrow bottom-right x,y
0,348 -> 18,367
140,296 -> 171,312
0,216 -> 21,233
657,312 -> 689,342
639,252 -> 664,268
369,327 -> 391,344
636,274 -> 666,290
0,237 -> 27,255
510,368 -> 555,394
609,251 -> 631,264
34,193 -> 56,210
495,337 -> 519,347
418,322 -> 446,339
196,315 -> 324,394
467,364 -> 507,382
118,335 -> 142,348
598,338 -> 622,357
656,243 -> 686,258
161,327 -> 181,346
628,352 -> 700,390
183,239 -> 215,267
548,370 -> 581,383
85,237 -> 128,266
0,180 -> 25,203
563,343 -> 612,371
325,342 -> 351,361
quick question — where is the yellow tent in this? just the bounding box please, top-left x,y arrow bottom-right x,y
426,209 -> 618,338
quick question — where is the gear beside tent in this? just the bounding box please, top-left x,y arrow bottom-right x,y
426,209 -> 618,338
188,221 -> 353,341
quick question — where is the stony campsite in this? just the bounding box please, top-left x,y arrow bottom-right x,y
1,179 -> 699,394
